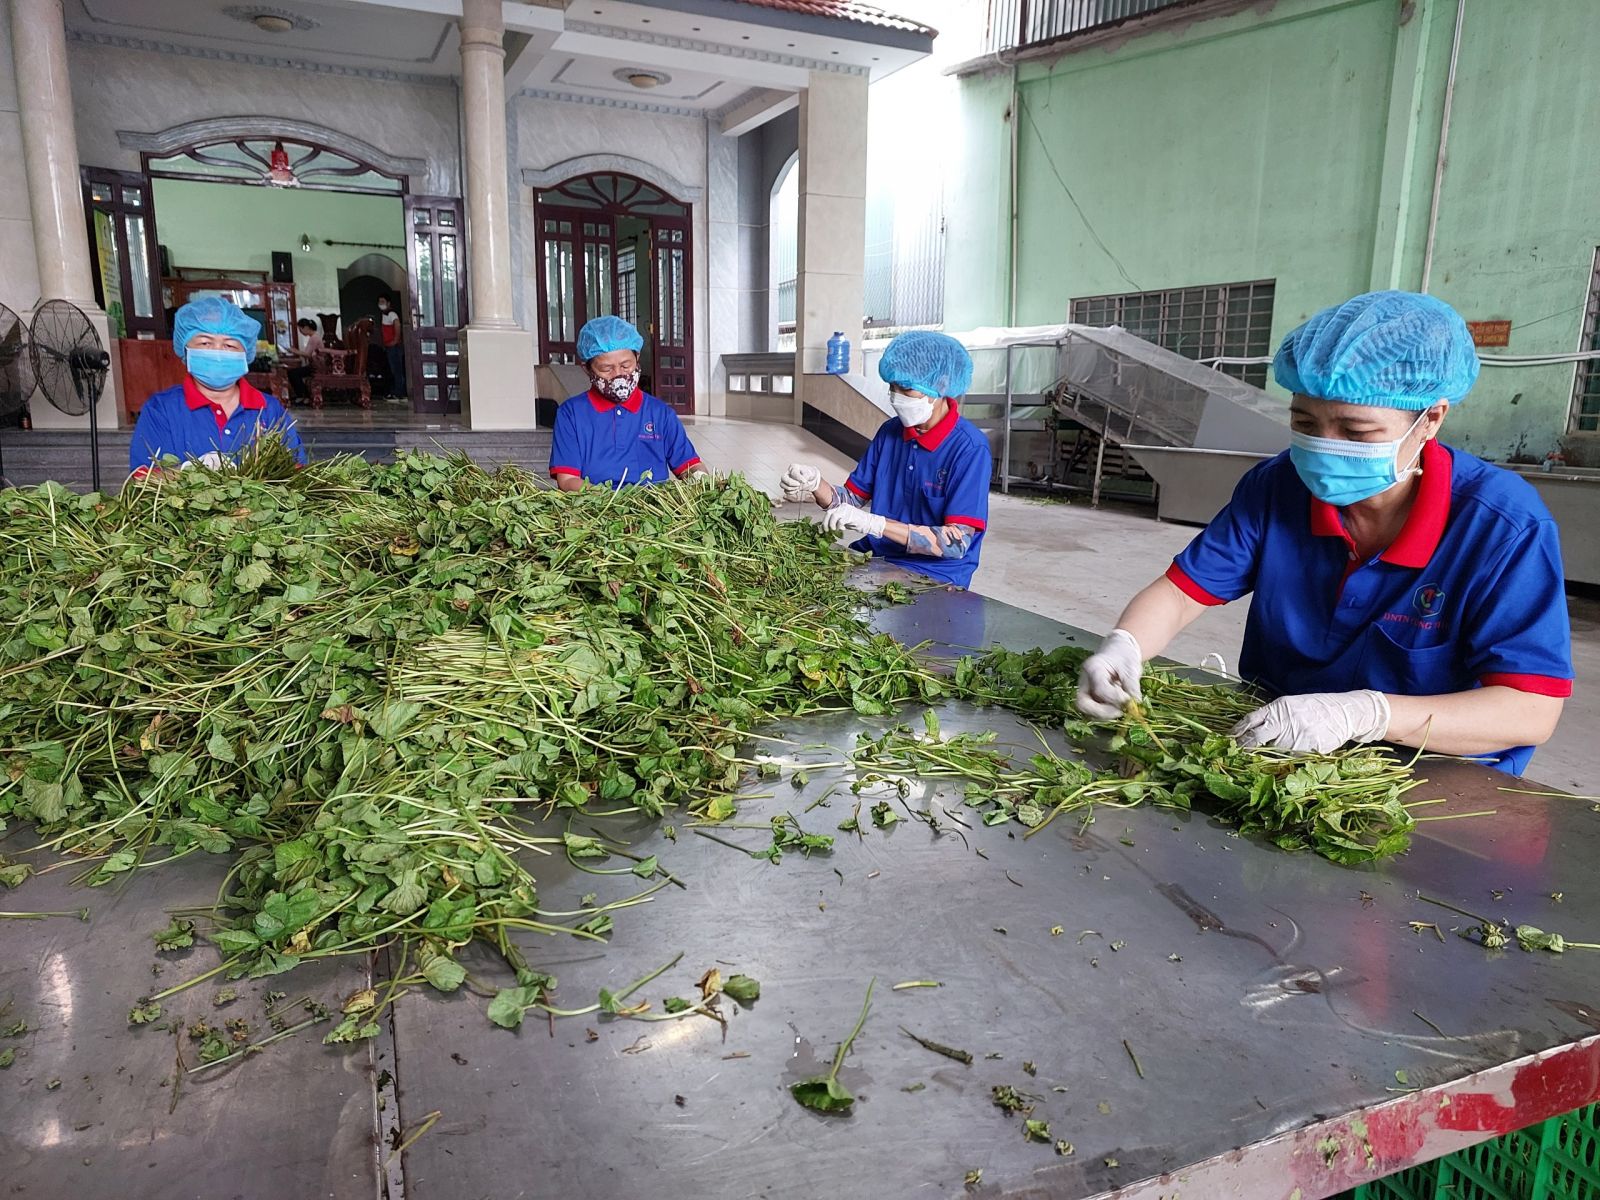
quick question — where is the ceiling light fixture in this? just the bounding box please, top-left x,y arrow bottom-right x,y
614,68 -> 670,90
252,13 -> 294,33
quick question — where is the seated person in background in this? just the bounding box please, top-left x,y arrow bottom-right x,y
549,315 -> 707,490
781,331 -> 990,589
285,317 -> 323,404
130,297 -> 306,476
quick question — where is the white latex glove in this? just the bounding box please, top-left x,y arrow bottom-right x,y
180,451 -> 225,471
1231,690 -> 1391,754
820,505 -> 886,539
780,463 -> 822,503
1075,629 -> 1144,721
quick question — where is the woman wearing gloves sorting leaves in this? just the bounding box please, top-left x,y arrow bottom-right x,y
549,315 -> 707,490
129,297 -> 305,476
1076,290 -> 1571,774
780,330 -> 990,588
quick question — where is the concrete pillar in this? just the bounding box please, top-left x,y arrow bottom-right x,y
456,0 -> 537,429
10,0 -> 94,307
705,125 -> 739,418
9,0 -> 118,430
793,70 -> 868,422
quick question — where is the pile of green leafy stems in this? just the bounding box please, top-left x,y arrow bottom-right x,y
0,451 -> 1427,1038
850,644 -> 1423,865
0,443 -> 940,1021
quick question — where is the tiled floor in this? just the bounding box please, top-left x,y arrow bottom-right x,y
689,415 -> 1597,796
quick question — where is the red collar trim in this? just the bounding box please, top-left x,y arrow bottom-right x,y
183,376 -> 265,411
902,401 -> 960,451
1307,439 -> 1452,566
588,386 -> 644,414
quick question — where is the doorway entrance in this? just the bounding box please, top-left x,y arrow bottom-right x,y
533,173 -> 694,413
82,133 -> 466,421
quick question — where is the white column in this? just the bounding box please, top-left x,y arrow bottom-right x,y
456,0 -> 537,429
793,69 -> 868,422
10,0 -> 95,307
9,0 -> 120,432
459,0 -> 514,327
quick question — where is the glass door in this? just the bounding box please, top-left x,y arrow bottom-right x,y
80,167 -> 163,339
404,195 -> 466,415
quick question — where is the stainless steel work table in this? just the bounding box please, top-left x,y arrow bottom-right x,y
4,578 -> 1595,1199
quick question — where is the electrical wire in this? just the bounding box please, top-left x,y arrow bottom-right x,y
1017,91 -> 1142,292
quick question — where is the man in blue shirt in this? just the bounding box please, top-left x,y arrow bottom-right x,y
1076,291 -> 1571,774
549,316 -> 705,490
130,297 -> 305,476
781,330 -> 990,588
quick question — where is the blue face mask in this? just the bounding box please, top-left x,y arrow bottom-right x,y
1288,410 -> 1429,507
187,347 -> 250,390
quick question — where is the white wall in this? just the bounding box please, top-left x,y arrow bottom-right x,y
66,41 -> 462,196
0,6 -> 41,315
511,93 -> 711,412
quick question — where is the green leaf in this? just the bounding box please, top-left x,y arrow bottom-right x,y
128,1002 -> 163,1025
1024,1119 -> 1052,1142
722,974 -> 760,1005
233,560 -> 273,591
869,801 -> 901,828
562,833 -> 609,860
368,700 -> 423,742
323,1016 -> 380,1045
0,1048 -> 13,1069
420,950 -> 468,993
0,862 -> 32,889
206,730 -> 237,764
663,996 -> 691,1014
790,1075 -> 854,1113
487,986 -> 538,1030
283,580 -> 319,605
154,918 -> 195,951
576,913 -> 613,937
210,928 -> 262,955
629,855 -> 659,879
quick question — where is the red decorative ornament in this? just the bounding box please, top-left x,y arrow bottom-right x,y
266,140 -> 299,188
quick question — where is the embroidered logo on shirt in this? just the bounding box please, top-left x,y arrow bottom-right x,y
1412,584 -> 1445,616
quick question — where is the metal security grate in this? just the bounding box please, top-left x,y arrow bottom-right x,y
1573,248 -> 1600,434
984,0 -> 1198,54
1071,279 -> 1275,388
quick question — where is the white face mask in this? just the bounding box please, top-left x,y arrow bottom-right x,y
891,390 -> 935,428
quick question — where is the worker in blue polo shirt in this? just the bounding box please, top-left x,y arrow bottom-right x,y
1076,290 -> 1571,774
549,316 -> 706,490
781,330 -> 990,589
130,297 -> 305,476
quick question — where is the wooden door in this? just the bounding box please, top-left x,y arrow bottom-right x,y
404,195 -> 467,415
81,168 -> 164,339
650,217 -> 693,413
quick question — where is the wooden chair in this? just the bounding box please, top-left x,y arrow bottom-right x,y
308,318 -> 372,409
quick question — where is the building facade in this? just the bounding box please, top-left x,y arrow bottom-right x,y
946,0 -> 1600,463
0,0 -> 931,436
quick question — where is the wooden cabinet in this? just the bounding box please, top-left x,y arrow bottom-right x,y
117,339 -> 185,419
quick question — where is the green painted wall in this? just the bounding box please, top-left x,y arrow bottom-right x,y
151,179 -> 404,319
947,0 -> 1600,461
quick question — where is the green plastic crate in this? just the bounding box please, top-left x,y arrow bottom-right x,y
1347,1102 -> 1600,1200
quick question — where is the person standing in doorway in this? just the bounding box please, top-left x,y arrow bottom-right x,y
378,295 -> 406,400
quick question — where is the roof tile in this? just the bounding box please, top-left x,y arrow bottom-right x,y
729,0 -> 934,38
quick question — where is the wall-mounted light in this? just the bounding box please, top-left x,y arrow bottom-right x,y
299,233 -> 312,253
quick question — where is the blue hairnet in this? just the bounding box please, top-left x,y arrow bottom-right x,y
576,315 -> 644,362
878,330 -> 974,400
1273,290 -> 1480,409
172,297 -> 262,355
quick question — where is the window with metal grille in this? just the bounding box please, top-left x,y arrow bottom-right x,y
616,244 -> 637,327
985,0 -> 1195,54
1070,279 -> 1276,388
1572,249 -> 1600,434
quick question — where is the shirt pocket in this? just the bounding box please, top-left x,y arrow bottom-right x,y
1363,621 -> 1464,696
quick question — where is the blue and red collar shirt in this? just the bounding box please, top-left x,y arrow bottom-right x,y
549,387 -> 702,489
130,377 -> 306,474
1168,440 -> 1573,774
843,404 -> 990,588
